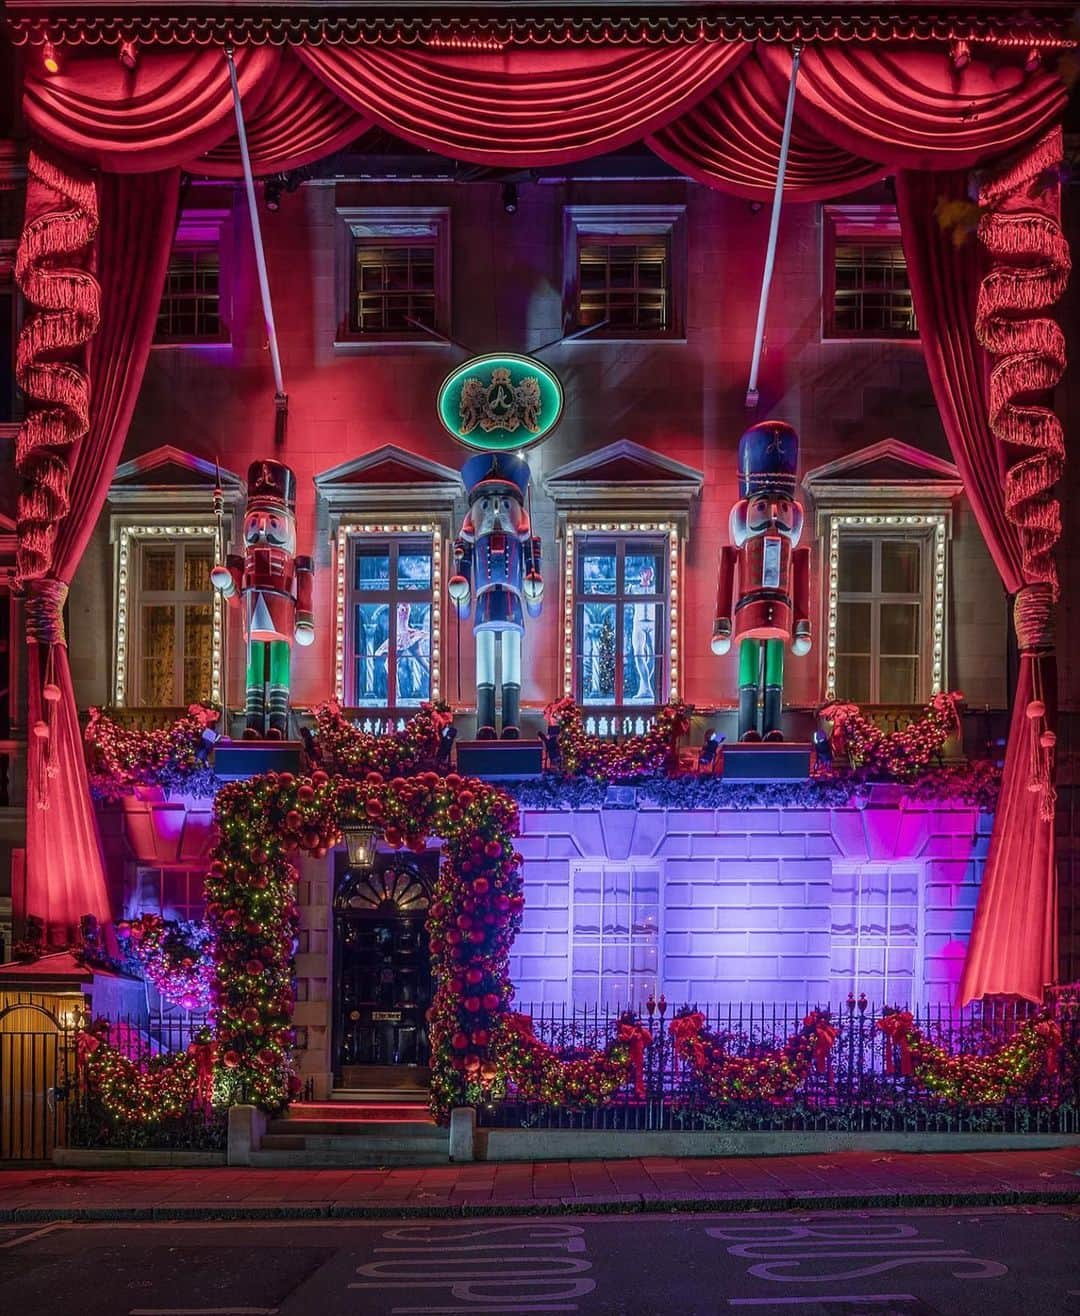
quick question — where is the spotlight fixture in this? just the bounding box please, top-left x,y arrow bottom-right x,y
539,725 -> 561,770
949,39 -> 971,71
436,724 -> 458,768
749,200 -> 764,214
118,38 -> 138,70
42,40 -> 60,75
264,175 -> 285,212
699,729 -> 724,770
811,728 -> 833,768
502,182 -> 519,215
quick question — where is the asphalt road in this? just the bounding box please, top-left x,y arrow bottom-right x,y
1,1208 -> 1079,1316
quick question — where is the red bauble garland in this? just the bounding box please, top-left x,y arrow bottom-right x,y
876,1008 -> 1061,1103
310,701 -> 451,778
821,692 -> 962,781
669,1009 -> 837,1104
117,913 -> 214,1011
493,1010 -> 640,1105
77,1024 -> 215,1123
207,768 -> 522,1121
544,698 -> 690,780
85,703 -> 219,797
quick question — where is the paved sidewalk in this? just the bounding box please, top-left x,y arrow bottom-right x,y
2,1148 -> 1079,1220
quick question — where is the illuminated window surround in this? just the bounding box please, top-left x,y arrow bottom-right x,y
334,522 -> 443,705
114,523 -> 224,707
824,513 -> 945,702
562,520 -> 681,701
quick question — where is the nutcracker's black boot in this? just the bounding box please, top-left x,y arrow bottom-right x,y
267,686 -> 290,740
763,685 -> 784,742
244,686 -> 265,739
476,683 -> 497,740
738,685 -> 761,742
500,683 -> 521,739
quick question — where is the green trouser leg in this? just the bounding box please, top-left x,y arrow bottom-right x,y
267,640 -> 291,738
245,639 -> 291,737
737,638 -> 761,741
763,638 -> 784,739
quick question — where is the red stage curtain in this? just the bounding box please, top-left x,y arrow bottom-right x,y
288,42 -> 749,164
22,46 -> 279,173
758,44 -> 1068,171
199,48 -> 369,178
896,131 -> 1069,1004
16,156 -> 180,938
648,53 -> 886,201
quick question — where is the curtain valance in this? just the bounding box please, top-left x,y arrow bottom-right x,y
20,42 -> 1066,185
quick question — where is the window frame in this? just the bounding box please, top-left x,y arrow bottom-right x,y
821,203 -> 918,343
334,206 -> 451,348
334,521 -> 443,713
570,860 -> 662,1011
346,533 -> 437,714
130,864 -> 207,922
824,513 -> 946,704
830,861 -> 924,1006
563,205 -> 687,342
153,209 -> 231,348
115,525 -> 224,709
562,521 -> 681,721
571,531 -> 669,713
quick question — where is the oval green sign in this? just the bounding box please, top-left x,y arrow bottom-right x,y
437,354 -> 563,452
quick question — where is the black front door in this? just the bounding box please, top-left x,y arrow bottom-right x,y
333,860 -> 434,1082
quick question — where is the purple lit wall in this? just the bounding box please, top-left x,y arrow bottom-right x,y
508,796 -> 990,1010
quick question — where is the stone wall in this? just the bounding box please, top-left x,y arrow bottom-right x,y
508,795 -> 990,1011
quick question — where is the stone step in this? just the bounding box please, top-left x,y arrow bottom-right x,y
266,1118 -> 442,1139
261,1131 -> 447,1154
286,1102 -> 431,1123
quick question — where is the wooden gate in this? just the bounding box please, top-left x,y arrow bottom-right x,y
0,999 -> 72,1162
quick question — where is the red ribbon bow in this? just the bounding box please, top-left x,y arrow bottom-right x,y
804,1012 -> 837,1074
1035,1018 -> 1063,1077
617,1021 -> 653,1098
877,1011 -> 916,1076
669,1012 -> 706,1077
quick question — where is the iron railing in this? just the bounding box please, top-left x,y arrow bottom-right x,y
478,996 -> 1080,1134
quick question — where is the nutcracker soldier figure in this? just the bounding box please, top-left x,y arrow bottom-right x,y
449,451 -> 543,739
711,420 -> 811,741
211,460 -> 314,739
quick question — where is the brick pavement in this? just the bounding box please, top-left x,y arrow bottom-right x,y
1,1148 -> 1079,1220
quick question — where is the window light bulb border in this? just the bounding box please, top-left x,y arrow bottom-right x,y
561,520 -> 680,702
334,522 -> 443,706
114,524 -> 224,708
824,513 -> 945,702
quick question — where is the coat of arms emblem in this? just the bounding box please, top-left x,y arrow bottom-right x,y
459,367 -> 542,435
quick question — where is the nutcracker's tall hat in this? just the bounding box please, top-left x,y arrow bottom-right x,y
246,460 -> 297,512
461,451 -> 532,505
737,421 -> 800,500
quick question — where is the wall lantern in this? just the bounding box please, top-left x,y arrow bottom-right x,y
343,823 -> 378,871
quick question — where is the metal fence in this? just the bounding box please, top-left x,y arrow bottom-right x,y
479,996 -> 1080,1134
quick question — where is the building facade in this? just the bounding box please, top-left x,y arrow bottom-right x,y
0,22 -> 1077,1109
